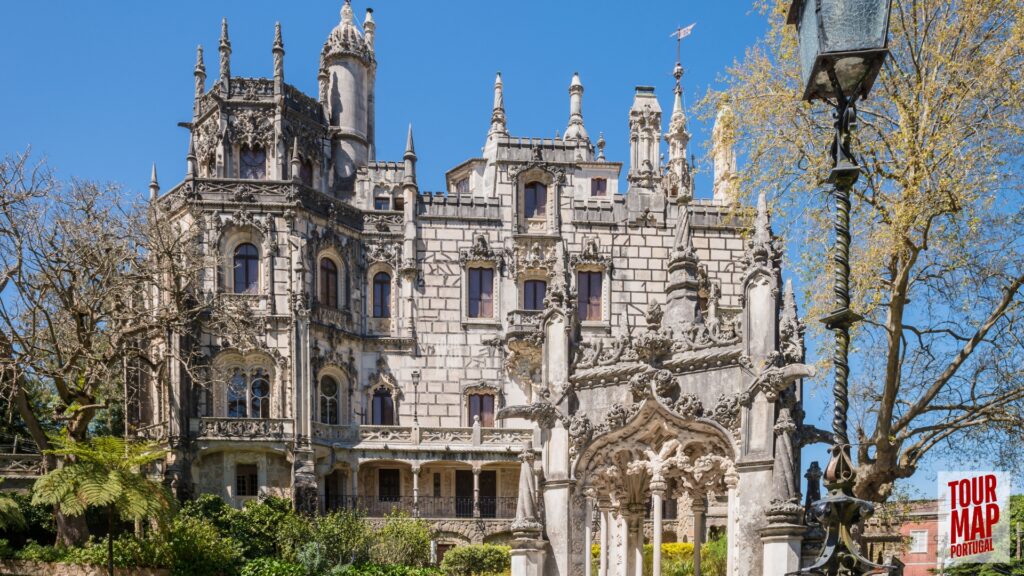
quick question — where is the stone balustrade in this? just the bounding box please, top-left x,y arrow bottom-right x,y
192,417 -> 293,441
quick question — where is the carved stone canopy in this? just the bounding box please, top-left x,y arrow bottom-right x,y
459,232 -> 504,268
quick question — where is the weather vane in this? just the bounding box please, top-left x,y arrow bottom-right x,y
671,23 -> 696,66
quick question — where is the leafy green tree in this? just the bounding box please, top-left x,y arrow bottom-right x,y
370,511 -> 433,568
0,481 -> 25,531
31,435 -> 174,575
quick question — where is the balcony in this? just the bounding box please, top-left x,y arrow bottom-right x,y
192,417 -> 293,441
322,495 -> 517,519
506,309 -> 543,338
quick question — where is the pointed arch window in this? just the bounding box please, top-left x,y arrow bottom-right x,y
524,182 -> 547,218
320,258 -> 339,308
320,376 -> 340,425
371,386 -> 394,425
373,272 -> 392,318
233,243 -> 259,294
240,146 -> 266,180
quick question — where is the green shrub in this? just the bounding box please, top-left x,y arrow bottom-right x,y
168,515 -> 244,576
312,509 -> 372,568
439,544 -> 511,576
179,493 -> 235,533
230,497 -> 295,559
370,511 -> 433,568
0,492 -> 56,548
13,540 -> 66,562
0,538 -> 12,559
332,564 -> 442,576
240,557 -> 306,576
274,512 -> 314,563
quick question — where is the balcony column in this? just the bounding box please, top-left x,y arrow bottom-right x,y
412,465 -> 421,517
691,494 -> 707,576
597,499 -> 612,576
651,479 -> 667,576
472,465 -> 481,518
350,461 -> 360,505
583,494 -> 594,576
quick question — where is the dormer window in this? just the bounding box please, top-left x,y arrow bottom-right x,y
374,196 -> 391,211
455,177 -> 469,194
524,182 -> 547,218
591,178 -> 607,196
240,147 -> 266,180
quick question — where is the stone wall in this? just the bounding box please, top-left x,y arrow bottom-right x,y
0,561 -> 168,576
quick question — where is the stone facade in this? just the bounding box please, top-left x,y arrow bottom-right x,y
137,3 -> 824,575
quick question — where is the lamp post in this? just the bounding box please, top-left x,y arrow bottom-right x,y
411,369 -> 421,424
786,0 -> 903,574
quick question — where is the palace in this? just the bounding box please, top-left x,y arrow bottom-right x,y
135,3 -> 824,575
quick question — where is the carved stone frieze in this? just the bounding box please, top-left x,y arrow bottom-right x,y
228,107 -> 275,149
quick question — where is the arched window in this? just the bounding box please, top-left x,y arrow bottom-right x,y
227,370 -> 248,418
371,387 -> 394,425
250,369 -> 270,418
373,272 -> 391,318
523,280 -> 547,311
320,376 -> 340,425
240,146 -> 266,179
226,367 -> 271,419
233,243 -> 259,294
320,258 -> 339,308
300,160 -> 313,187
467,267 -> 494,318
524,182 -> 547,218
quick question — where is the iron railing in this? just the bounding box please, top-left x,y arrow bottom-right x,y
322,495 -> 517,519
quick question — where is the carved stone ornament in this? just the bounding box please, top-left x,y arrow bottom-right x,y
195,119 -> 221,167
510,240 -> 557,279
228,107 -> 274,150
709,393 -> 742,431
739,352 -> 817,406
569,237 -> 611,270
496,400 -> 563,429
366,240 -> 401,266
459,232 -> 504,268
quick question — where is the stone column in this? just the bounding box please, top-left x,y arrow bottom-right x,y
350,462 -> 360,505
473,465 -> 481,518
583,497 -> 593,576
624,510 -> 643,576
651,480 -> 667,576
692,496 -> 706,576
511,442 -> 546,576
597,501 -> 611,576
412,465 -> 421,517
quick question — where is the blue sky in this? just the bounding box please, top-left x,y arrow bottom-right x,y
1,1 -> 980,499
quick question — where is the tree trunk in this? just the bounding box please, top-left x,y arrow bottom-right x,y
107,505 -> 115,576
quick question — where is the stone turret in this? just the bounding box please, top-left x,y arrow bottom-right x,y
193,45 -> 206,103
664,62 -> 693,202
489,72 -> 508,138
218,18 -> 231,96
712,105 -> 739,202
627,86 -> 662,187
148,164 -> 159,201
272,22 -> 284,95
321,0 -> 376,193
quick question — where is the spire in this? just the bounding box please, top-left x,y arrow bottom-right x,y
563,72 -> 589,142
712,105 -> 739,202
782,279 -> 798,323
363,8 -> 375,51
149,163 -> 160,201
661,203 -> 701,331
273,22 -> 285,87
665,61 -> 693,202
780,278 -> 806,363
403,124 -> 417,185
218,18 -> 231,94
193,45 -> 206,100
746,189 -> 778,269
489,73 -> 508,137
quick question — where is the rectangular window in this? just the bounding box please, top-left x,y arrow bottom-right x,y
591,178 -> 607,196
235,464 -> 258,497
468,267 -> 494,318
909,530 -> 928,553
468,394 -> 495,427
577,271 -> 604,321
433,472 -> 441,497
378,469 -> 400,502
455,177 -> 469,194
374,197 -> 391,210
523,280 -> 547,311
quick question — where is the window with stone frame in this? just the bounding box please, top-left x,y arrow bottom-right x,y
577,270 -> 604,321
235,464 -> 258,497
909,530 -> 928,553
371,386 -> 394,425
454,177 -> 469,194
233,243 -> 259,294
467,393 -> 495,427
300,159 -> 313,187
467,267 -> 495,318
320,258 -> 339,308
524,182 -> 547,218
523,279 -> 547,311
319,376 -> 340,425
591,178 -> 608,196
374,196 -> 391,211
239,146 -> 266,180
372,272 -> 392,318
226,367 -> 271,418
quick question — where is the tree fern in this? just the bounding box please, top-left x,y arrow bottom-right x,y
0,480 -> 26,530
32,434 -> 175,575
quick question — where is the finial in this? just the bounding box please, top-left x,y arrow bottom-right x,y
782,279 -> 798,321
273,22 -> 285,88
564,72 -> 588,142
489,72 -> 508,137
596,132 -> 606,160
148,163 -> 160,201
363,8 -> 376,50
290,137 -> 301,181
195,45 -> 206,74
218,18 -> 231,92
273,22 -> 284,51
405,124 -> 416,158
220,18 -> 230,48
753,189 -> 771,248
341,0 -> 354,23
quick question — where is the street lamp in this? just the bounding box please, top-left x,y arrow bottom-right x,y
411,369 -> 421,424
786,0 -> 903,574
